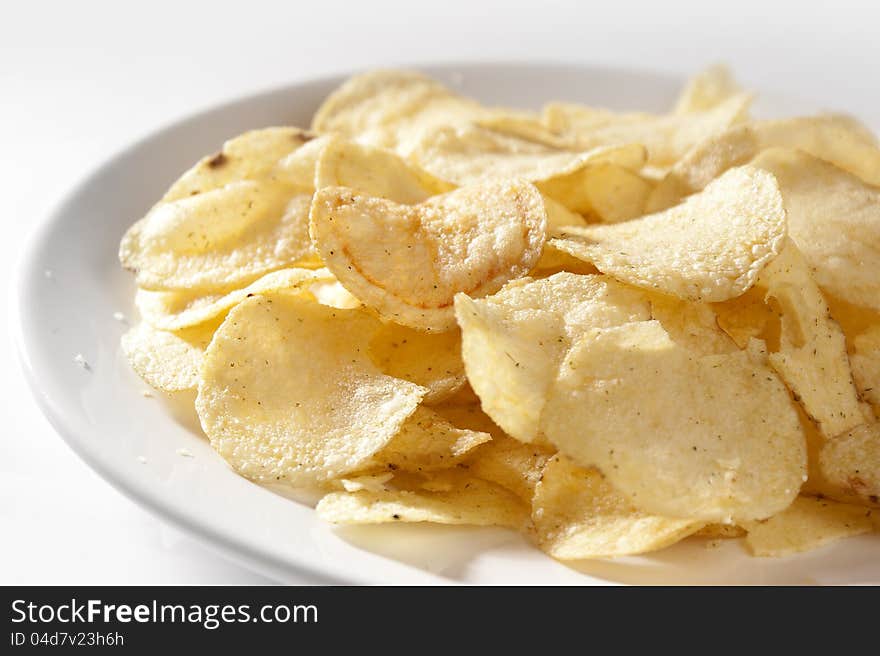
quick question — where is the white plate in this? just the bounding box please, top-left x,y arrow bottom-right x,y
15,63 -> 880,585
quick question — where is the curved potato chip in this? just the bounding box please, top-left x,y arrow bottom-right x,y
648,293 -> 737,355
121,321 -> 217,392
315,137 -> 452,202
310,180 -> 547,331
465,433 -> 555,502
542,93 -> 751,168
542,320 -> 806,522
648,114 -> 880,211
311,70 -> 484,154
316,471 -> 527,527
121,179 -> 320,292
532,456 -> 703,559
742,496 -> 874,557
362,406 -> 490,473
753,149 -> 880,312
454,273 -> 651,442
550,166 -> 786,302
851,326 -> 880,413
135,267 -> 333,331
196,293 -> 426,486
368,322 -> 465,404
162,127 -> 318,201
572,163 -> 654,223
694,524 -> 746,539
819,423 -> 880,504
712,285 -> 780,350
759,244 -> 867,438
674,64 -> 742,114
410,123 -> 646,214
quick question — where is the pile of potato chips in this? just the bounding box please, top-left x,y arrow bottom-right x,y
120,65 -> 880,561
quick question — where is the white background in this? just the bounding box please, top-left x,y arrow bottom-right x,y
2,0 -> 878,584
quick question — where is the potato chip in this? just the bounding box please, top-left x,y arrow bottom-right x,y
308,279 -> 363,309
311,70 -> 484,154
742,496 -> 874,557
693,524 -> 746,539
550,166 -> 786,302
542,93 -> 751,168
161,127 -> 318,202
819,423 -> 880,504
648,293 -> 737,355
362,406 -> 490,473
196,293 -> 426,486
121,321 -> 217,392
135,267 -> 334,331
851,326 -> 880,413
753,149 -> 880,312
647,115 -> 880,211
121,179 -> 320,292
674,64 -> 742,114
368,322 -> 465,404
465,433 -> 555,502
542,320 -> 806,522
712,285 -> 779,349
531,456 -> 703,559
757,244 -> 868,438
316,470 -> 528,528
454,273 -> 651,442
315,137 -> 452,202
310,180 -> 547,331
573,163 -> 654,223
409,123 -> 646,215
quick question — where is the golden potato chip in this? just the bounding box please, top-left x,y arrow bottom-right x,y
368,322 -> 465,404
465,433 -> 555,502
121,321 -> 217,392
674,64 -> 742,114
542,196 -> 588,230
819,423 -> 880,504
310,180 -> 547,331
542,320 -> 806,522
573,163 -> 654,223
409,123 -> 646,215
753,149 -> 880,312
454,273 -> 651,442
712,285 -> 779,350
336,472 -> 394,493
542,93 -> 751,168
311,70 -> 484,154
531,456 -> 703,559
121,181 -> 320,292
759,244 -> 867,439
161,127 -> 318,201
693,524 -> 746,539
316,471 -> 527,528
647,114 -> 880,211
648,293 -> 737,355
308,279 -> 363,309
135,267 -> 333,331
550,166 -> 786,302
196,293 -> 426,486
363,406 -> 490,473
742,496 -> 874,557
315,137 -> 452,202
851,326 -> 880,413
